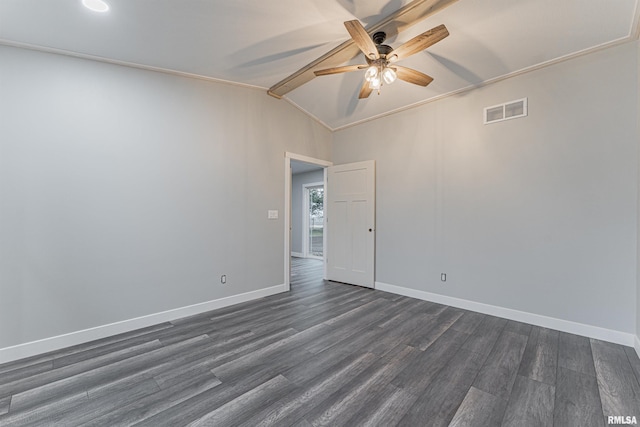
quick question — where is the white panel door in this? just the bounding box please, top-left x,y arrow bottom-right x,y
326,160 -> 375,288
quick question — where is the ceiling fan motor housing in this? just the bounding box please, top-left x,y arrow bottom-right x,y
371,32 -> 393,59
372,31 -> 387,44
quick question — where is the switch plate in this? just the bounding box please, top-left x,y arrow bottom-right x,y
441,273 -> 447,282
268,210 -> 279,219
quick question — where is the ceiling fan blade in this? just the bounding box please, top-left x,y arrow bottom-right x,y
359,80 -> 374,99
387,24 -> 449,62
394,66 -> 434,86
314,65 -> 367,76
344,20 -> 380,60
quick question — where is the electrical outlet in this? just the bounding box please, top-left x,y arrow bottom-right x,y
221,275 -> 227,284
441,273 -> 447,282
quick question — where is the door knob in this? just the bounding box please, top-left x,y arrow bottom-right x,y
369,228 -> 372,232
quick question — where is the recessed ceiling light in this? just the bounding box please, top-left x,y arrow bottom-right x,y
82,0 -> 109,12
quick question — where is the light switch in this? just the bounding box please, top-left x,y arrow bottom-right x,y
268,210 -> 279,219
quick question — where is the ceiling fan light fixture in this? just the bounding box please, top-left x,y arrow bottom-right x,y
364,66 -> 378,82
382,67 -> 397,84
369,76 -> 382,90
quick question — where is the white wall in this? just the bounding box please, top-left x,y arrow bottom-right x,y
291,169 -> 324,256
0,45 -> 332,349
333,41 -> 638,335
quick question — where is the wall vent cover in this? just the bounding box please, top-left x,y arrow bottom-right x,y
484,98 -> 527,124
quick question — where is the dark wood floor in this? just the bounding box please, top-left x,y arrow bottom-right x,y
1,258 -> 640,426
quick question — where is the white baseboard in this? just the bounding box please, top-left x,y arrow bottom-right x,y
291,252 -> 304,258
635,335 -> 640,359
375,281 -> 636,348
0,284 -> 287,365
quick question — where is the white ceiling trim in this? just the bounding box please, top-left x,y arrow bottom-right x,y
0,39 -> 267,93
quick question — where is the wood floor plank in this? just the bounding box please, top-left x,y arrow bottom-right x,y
323,298 -> 389,327
417,301 -> 448,315
0,322 -> 173,379
0,391 -> 88,426
131,370 -> 285,427
304,346 -> 418,427
0,361 -> 54,386
450,311 -> 486,335
1,339 -> 165,409
392,327 -> 469,395
187,375 -> 295,427
5,334 -> 215,412
210,324 -> 330,379
397,348 -> 487,427
281,326 -> 384,386
503,320 -> 533,337
280,298 -> 374,332
553,367 -> 604,427
213,345 -> 315,388
341,383 -> 416,427
205,304 -> 300,335
461,315 -> 507,358
376,300 -> 423,329
238,352 -> 379,427
0,396 -> 10,416
52,322 -> 174,361
518,326 -> 559,385
298,286 -> 362,309
26,378 -> 160,427
501,375 -> 555,427
155,328 -> 297,388
51,324 -> 190,368
0,354 -> 54,377
302,302 -> 392,354
591,339 -> 640,420
8,333 -> 217,417
558,331 -> 596,377
409,306 -> 464,351
367,312 -> 433,357
472,330 -> 528,400
449,386 -> 507,427
624,346 -> 640,389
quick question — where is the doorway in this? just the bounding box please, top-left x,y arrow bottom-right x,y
303,183 -> 324,259
284,153 -> 332,291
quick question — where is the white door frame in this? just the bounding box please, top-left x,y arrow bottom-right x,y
302,182 -> 325,260
284,152 -> 332,291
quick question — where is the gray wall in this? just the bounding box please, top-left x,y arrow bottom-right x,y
291,169 -> 324,255
333,41 -> 638,335
0,45 -> 332,348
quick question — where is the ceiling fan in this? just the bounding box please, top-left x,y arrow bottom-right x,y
314,20 -> 449,99
267,0 -> 459,99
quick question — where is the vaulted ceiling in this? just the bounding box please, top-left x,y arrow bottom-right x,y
1,0 -> 638,130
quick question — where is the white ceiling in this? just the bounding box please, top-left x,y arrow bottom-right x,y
1,0 -> 638,130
